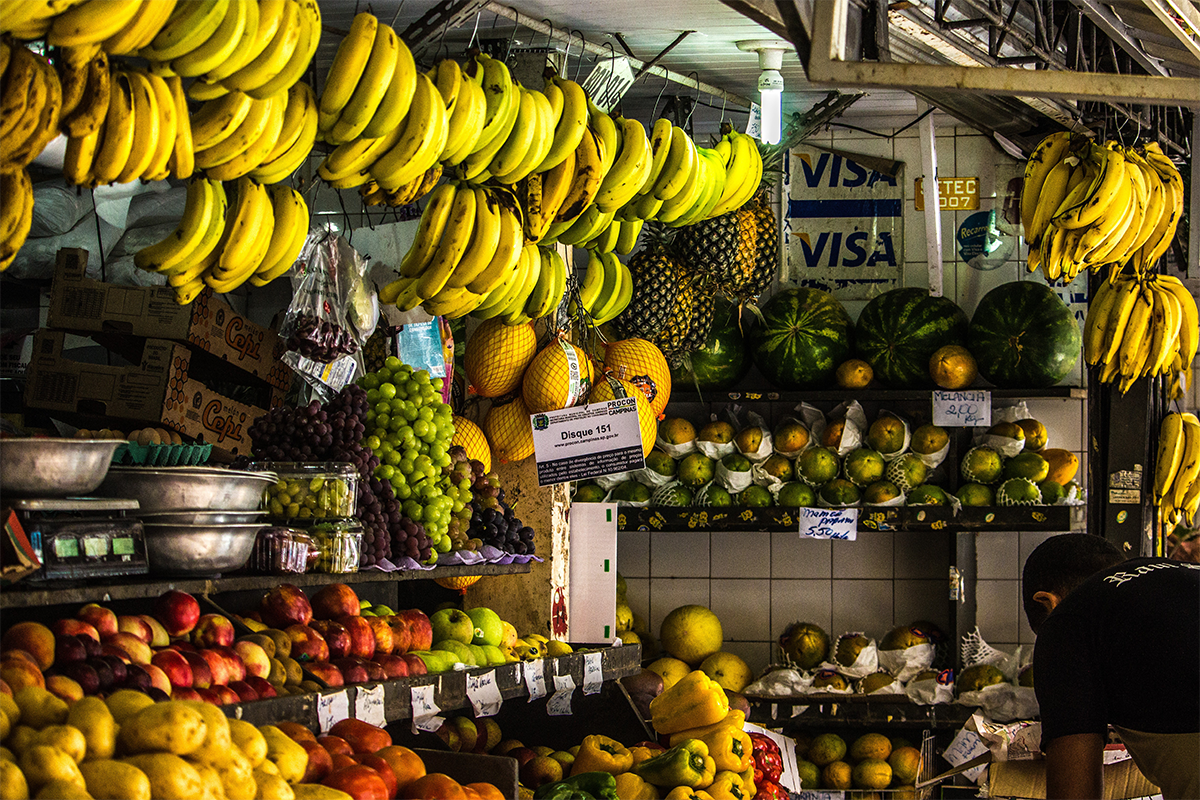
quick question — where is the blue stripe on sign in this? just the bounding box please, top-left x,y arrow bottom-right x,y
789,198 -> 903,218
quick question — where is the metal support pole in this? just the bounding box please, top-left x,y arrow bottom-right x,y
1190,113 -> 1199,278
918,103 -> 944,297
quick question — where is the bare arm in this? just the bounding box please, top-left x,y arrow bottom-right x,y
1045,733 -> 1105,799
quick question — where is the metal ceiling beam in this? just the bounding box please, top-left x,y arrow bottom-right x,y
1069,0 -> 1170,75
1139,0 -> 1200,63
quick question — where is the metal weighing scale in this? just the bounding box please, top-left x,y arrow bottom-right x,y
12,498 -> 148,580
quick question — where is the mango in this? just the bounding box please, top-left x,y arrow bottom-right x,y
0,747 -> 14,762
13,688 -> 68,730
20,745 -> 85,792
79,760 -> 151,800
228,719 -> 267,767
102,692 -> 153,726
253,769 -> 294,800
33,780 -> 92,799
0,694 -> 19,727
66,698 -> 115,762
0,760 -> 29,800
258,726 -> 307,784
7,726 -> 37,758
213,749 -> 256,800
120,754 -> 202,800
290,786 -> 354,800
256,759 -> 279,776
117,702 -> 207,756
177,702 -> 231,764
0,709 -> 9,743
189,760 -> 224,800
33,726 -> 87,764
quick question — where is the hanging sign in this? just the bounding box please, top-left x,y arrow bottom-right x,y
915,176 -> 979,210
798,506 -> 857,540
531,398 -> 645,485
932,391 -> 991,427
580,56 -> 635,113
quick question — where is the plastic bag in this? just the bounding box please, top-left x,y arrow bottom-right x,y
280,232 -> 364,363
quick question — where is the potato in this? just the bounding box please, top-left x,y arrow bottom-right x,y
13,689 -> 68,730
33,779 -> 92,799
19,745 -> 85,792
253,770 -> 294,800
291,786 -> 354,800
213,749 -> 256,800
177,702 -> 231,764
228,720 -> 267,767
258,726 -> 307,784
0,759 -> 29,800
117,702 -> 207,756
0,694 -> 20,726
66,698 -> 114,761
33,726 -> 87,764
120,754 -> 202,800
189,760 -> 223,800
102,691 -> 153,726
79,760 -> 151,800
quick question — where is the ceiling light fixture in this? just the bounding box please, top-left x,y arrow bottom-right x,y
737,40 -> 790,144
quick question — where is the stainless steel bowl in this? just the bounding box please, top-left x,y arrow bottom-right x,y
0,438 -> 124,497
96,466 -> 277,513
139,510 -> 269,526
143,522 -> 265,575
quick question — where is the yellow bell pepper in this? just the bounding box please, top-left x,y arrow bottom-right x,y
664,789 -> 714,800
634,739 -> 717,790
615,771 -> 660,800
738,766 -> 756,798
630,745 -> 662,767
649,670 -> 730,735
667,710 -> 746,746
570,734 -> 634,776
707,771 -> 749,800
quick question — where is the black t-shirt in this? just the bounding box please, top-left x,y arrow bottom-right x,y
1034,557 -> 1200,744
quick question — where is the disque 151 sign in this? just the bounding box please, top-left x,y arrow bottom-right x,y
530,398 -> 645,486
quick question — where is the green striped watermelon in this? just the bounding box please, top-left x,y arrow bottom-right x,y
854,288 -> 969,387
671,300 -> 750,391
968,281 -> 1081,388
748,287 -> 853,389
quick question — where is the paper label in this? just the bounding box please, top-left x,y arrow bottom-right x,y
580,56 -> 635,114
798,506 -> 858,540
531,398 -> 645,485
317,690 -> 350,733
410,684 -> 444,734
354,684 -> 386,727
746,102 -> 761,138
281,351 -> 358,391
583,652 -> 603,695
944,728 -> 990,782
932,390 -> 991,427
548,674 -> 575,716
466,670 -> 504,718
525,659 -> 547,701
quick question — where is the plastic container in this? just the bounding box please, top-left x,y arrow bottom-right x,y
251,462 -> 359,521
250,526 -> 309,574
311,520 -> 363,573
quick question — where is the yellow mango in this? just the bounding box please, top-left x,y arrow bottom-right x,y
253,769 -> 294,800
120,754 -> 202,800
102,692 -> 154,726
188,760 -> 224,800
0,694 -> 19,726
116,702 -> 207,756
0,759 -> 29,800
213,747 -> 256,800
13,689 -> 68,730
255,759 -> 279,776
19,745 -> 85,792
228,720 -> 267,768
79,760 -> 151,800
290,786 -> 354,800
0,746 -> 14,762
66,698 -> 115,762
178,702 -> 231,765
0,709 -> 9,743
33,779 -> 92,799
33,726 -> 87,764
258,726 -> 307,784
6,726 -> 38,758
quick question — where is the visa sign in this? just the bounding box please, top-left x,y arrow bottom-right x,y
786,147 -> 904,299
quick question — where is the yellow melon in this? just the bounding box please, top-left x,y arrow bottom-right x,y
602,338 -> 672,417
464,319 -> 537,398
483,396 -> 535,463
589,375 -> 656,457
451,415 -> 491,473
1041,448 -> 1079,485
523,338 -> 595,414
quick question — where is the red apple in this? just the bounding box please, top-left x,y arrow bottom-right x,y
243,675 -> 276,698
232,640 -> 270,679
310,620 -> 353,660
1,622 -> 55,670
227,680 -> 259,703
182,652 -> 212,689
150,649 -> 193,689
305,662 -> 343,688
359,660 -> 384,682
51,619 -> 99,643
77,604 -> 118,638
310,583 -> 360,620
154,591 -> 200,637
328,719 -> 392,755
358,753 -> 398,798
318,735 -> 355,757
386,616 -> 412,654
195,687 -> 223,705
276,722 -> 317,743
116,615 -> 153,645
397,654 -> 427,677
212,646 -> 246,683
138,615 -> 171,648
260,584 -> 313,629
364,618 -> 394,656
395,610 -> 432,651
338,617 -> 376,661
142,662 -> 172,696
172,686 -> 203,702
331,658 -> 369,685
199,649 -> 230,685
509,747 -> 538,768
216,685 -> 240,705
330,753 -> 359,772
98,643 -> 131,664
104,633 -> 152,665
192,614 -> 235,648
54,635 -> 88,664
300,740 -> 334,782
168,641 -> 198,654
323,765 -> 388,800
372,654 -> 409,680
285,625 -> 329,663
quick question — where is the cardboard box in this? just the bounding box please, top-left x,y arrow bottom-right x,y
23,330 -> 271,457
988,758 -> 1160,799
47,248 -> 290,389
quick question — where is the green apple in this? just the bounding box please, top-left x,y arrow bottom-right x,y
411,650 -> 455,673
430,608 -> 474,644
468,644 -> 490,666
359,599 -> 372,609
466,607 -> 504,647
432,639 -> 476,666
373,605 -> 395,616
480,645 -> 508,666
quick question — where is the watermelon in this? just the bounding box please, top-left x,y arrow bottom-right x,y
671,300 -> 749,391
968,281 -> 1081,388
854,288 -> 969,387
748,287 -> 853,389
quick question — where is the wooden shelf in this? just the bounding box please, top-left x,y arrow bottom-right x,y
746,692 -> 976,730
0,562 -> 532,609
669,386 -> 1087,403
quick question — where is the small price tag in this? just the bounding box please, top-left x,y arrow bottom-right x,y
466,670 -> 504,718
798,506 -> 857,540
317,690 -> 350,733
409,684 -> 444,734
524,659 -> 547,702
548,674 -> 576,716
582,653 -> 603,695
932,390 -> 991,427
354,684 -> 386,727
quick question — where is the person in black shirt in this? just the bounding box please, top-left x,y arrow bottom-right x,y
1022,533 -> 1200,799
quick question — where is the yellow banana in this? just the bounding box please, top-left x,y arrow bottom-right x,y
135,178 -> 222,273
141,0 -> 231,62
194,91 -> 280,170
222,0 -> 300,94
413,185 -> 477,299
1171,414 -> 1200,512
538,75 -> 588,174
262,80 -> 316,166
190,91 -> 253,151
212,176 -> 274,280
361,33 -> 416,140
465,53 -> 516,158
164,75 -> 194,178
206,0 -> 284,82
464,203 -> 523,295
595,116 -> 652,213
330,21 -> 400,144
1082,278 -> 1117,366
399,182 -> 457,277
442,187 -> 501,290
650,125 -> 697,202
371,72 -> 447,191
1020,132 -> 1074,236
1156,275 -> 1198,372
441,77 -> 486,165
554,129 -> 604,222
48,0 -> 145,48
170,0 -> 249,78
318,11 -> 378,132
117,69 -> 161,183
1117,285 -> 1154,379
91,71 -> 135,184
244,0 -> 319,100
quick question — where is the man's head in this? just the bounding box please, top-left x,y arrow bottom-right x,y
1022,533 -> 1124,633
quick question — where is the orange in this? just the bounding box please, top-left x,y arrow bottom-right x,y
821,760 -> 852,790
836,358 -> 873,388
852,758 -> 893,789
376,745 -> 426,792
929,344 -> 978,389
889,746 -> 922,784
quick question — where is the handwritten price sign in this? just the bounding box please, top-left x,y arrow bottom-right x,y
932,391 -> 991,427
798,507 -> 857,540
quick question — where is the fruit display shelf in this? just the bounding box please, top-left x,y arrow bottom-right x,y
745,691 -> 977,731
616,504 -> 1078,533
0,562 -> 531,609
668,386 -> 1088,403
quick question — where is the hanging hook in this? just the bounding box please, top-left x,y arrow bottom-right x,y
542,18 -> 554,51
651,72 -> 669,121
466,11 -> 482,50
560,29 -> 575,74
504,9 -> 519,63
435,15 -> 451,62
570,30 -> 587,81
719,93 -> 728,127
388,0 -> 406,29
683,71 -> 700,128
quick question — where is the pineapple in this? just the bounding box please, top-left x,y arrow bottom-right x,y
654,271 -> 695,359
672,211 -> 750,293
617,225 -> 680,340
742,187 -> 779,301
